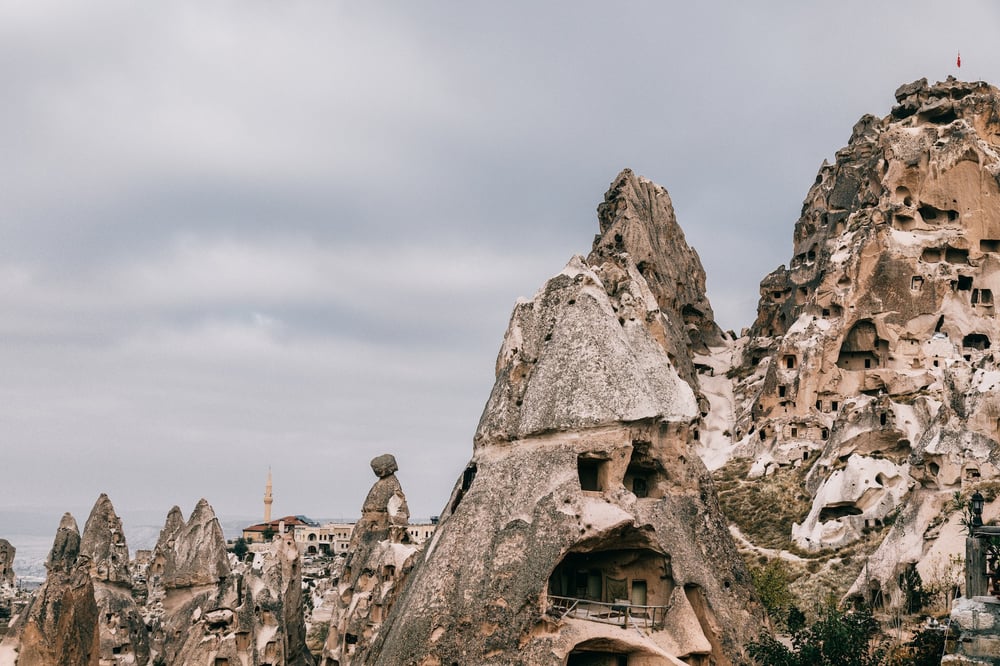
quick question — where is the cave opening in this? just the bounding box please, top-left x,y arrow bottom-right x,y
818,504 -> 863,522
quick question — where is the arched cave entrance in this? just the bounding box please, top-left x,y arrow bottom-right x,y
564,638 -> 671,666
547,528 -> 673,631
837,319 -> 887,370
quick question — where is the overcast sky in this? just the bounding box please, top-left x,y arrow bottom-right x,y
3,2 -> 1000,541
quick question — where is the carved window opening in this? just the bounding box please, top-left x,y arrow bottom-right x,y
449,463 -> 478,513
921,247 -> 942,263
832,401 -> 839,411
818,503 -> 863,522
778,385 -> 787,398
982,239 -> 1000,253
837,319 -> 886,370
784,355 -> 796,369
578,454 -> 610,492
946,247 -> 969,264
821,428 -> 829,440
963,333 -> 991,350
567,651 -> 628,666
910,276 -> 923,291
625,442 -> 661,499
958,275 -> 973,291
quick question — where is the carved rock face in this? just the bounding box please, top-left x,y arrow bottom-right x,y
724,77 -> 1000,600
4,513 -> 101,666
322,455 -> 419,665
368,173 -> 765,666
80,493 -> 131,584
0,539 -> 16,587
79,494 -> 150,664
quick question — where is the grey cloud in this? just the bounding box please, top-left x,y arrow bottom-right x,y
4,1 -> 1000,544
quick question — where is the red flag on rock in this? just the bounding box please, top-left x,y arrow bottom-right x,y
957,52 -> 962,68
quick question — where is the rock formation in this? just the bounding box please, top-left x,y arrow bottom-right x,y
368,171 -> 765,665
147,498 -> 314,665
3,496 -> 314,665
719,77 -> 1000,606
320,454 -> 421,665
79,494 -> 150,664
0,539 -> 14,588
1,513 -> 100,665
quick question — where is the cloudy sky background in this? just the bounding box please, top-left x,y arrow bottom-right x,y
3,2 -> 1000,546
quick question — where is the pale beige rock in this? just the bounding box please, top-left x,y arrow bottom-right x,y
79,494 -> 150,664
320,455 -> 420,665
722,77 -> 1000,605
1,513 -> 100,666
0,539 -> 14,588
367,178 -> 764,665
146,498 -> 314,665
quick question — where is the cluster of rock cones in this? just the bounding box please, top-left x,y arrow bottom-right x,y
7,76 -> 1000,665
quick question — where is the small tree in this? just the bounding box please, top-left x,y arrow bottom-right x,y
748,603 -> 887,666
232,537 -> 249,561
751,559 -> 794,625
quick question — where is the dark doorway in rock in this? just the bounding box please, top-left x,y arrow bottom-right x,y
566,651 -> 628,666
818,503 -> 863,522
837,319 -> 887,370
624,441 -> 661,499
963,333 -> 991,350
578,454 -> 610,492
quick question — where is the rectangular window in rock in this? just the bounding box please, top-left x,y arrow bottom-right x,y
578,455 -> 608,492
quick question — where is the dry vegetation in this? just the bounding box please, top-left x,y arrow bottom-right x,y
713,458 -> 815,552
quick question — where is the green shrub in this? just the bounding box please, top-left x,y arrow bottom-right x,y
748,604 -> 887,666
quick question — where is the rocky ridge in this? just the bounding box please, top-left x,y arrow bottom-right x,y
369,170 -> 765,666
717,77 -> 1000,606
1,496 -> 314,666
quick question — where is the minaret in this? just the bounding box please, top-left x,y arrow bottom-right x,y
264,468 -> 273,524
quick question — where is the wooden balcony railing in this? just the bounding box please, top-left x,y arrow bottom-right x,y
545,594 -> 668,630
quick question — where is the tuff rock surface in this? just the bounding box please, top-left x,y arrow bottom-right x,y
1,513 -> 100,665
0,540 -> 14,589
369,171 -> 765,665
79,494 -> 149,664
3,497 -> 313,666
717,77 -> 1000,607
319,454 -> 420,665
146,498 -> 313,666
